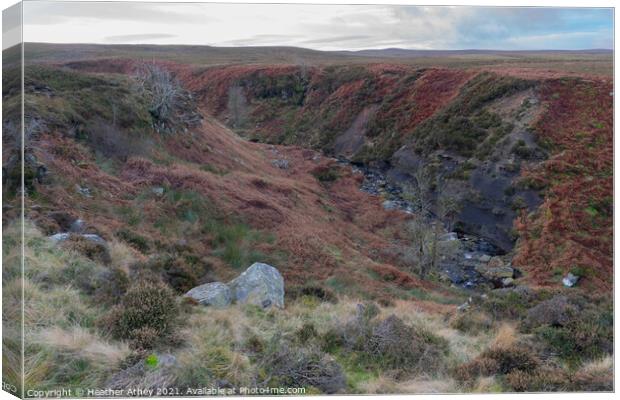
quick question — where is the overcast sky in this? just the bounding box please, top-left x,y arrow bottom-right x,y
3,1 -> 614,51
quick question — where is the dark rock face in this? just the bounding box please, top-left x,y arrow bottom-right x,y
385,86 -> 546,253
388,144 -> 543,253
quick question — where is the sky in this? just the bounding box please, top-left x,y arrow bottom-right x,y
2,1 -> 614,51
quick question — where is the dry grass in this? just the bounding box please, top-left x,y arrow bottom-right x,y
491,323 -> 519,348
359,375 -> 459,394
35,327 -> 130,368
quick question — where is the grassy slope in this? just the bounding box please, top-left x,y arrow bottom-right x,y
6,64 -> 443,301
513,78 -> 613,290
2,222 -> 612,393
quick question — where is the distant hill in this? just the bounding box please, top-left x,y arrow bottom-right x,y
2,43 -> 613,77
341,48 -> 613,58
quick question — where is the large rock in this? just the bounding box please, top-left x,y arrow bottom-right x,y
184,282 -> 232,308
229,262 -> 284,308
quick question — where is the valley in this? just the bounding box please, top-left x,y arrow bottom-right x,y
2,44 -> 613,394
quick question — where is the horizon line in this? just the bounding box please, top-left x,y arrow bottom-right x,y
5,42 -> 614,53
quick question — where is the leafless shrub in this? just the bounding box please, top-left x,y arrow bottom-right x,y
523,295 -> 578,329
340,304 -> 448,376
258,334 -> 346,394
133,62 -> 202,134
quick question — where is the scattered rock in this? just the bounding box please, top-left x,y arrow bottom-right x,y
562,273 -> 579,287
382,200 -> 398,210
75,184 -> 92,197
271,159 -> 289,169
229,262 -> 284,308
151,187 -> 165,196
475,264 -> 514,284
479,254 -> 491,263
48,232 -> 106,245
48,232 -> 71,243
184,282 -> 232,308
440,232 -> 459,241
487,256 -> 505,269
501,277 -> 515,287
491,207 -> 505,216
80,234 -> 106,244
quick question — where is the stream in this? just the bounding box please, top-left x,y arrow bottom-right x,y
337,157 -> 506,289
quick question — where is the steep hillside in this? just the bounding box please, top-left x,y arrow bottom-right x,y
31,57 -> 613,289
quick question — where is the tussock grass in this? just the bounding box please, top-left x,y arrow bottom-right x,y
4,221 -> 613,393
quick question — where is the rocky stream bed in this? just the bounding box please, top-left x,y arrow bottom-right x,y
338,158 -> 519,290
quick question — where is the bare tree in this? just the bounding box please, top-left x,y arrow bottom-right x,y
402,166 -> 435,216
436,180 -> 462,232
401,166 -> 462,278
403,216 -> 443,279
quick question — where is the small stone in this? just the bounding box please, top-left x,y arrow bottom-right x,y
152,187 -> 165,196
382,200 -> 398,210
488,256 -> 504,268
479,254 -> 491,263
81,234 -> 106,244
562,273 -> 579,287
75,184 -> 92,197
440,232 -> 458,241
48,232 -> 70,243
271,159 -> 289,169
501,277 -> 515,287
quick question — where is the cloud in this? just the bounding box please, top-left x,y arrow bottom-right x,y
221,34 -> 304,47
21,3 -> 614,51
302,35 -> 372,45
24,1 -> 214,25
103,33 -> 177,43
